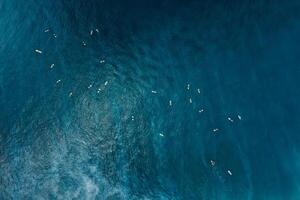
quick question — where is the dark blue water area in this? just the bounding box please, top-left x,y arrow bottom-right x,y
1,0 -> 300,199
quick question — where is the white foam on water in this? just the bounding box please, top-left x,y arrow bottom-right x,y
82,176 -> 99,200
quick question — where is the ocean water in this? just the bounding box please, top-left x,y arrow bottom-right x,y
1,0 -> 300,199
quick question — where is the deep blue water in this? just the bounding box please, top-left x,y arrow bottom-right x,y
1,0 -> 300,199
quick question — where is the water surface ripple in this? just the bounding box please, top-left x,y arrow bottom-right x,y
1,0 -> 300,199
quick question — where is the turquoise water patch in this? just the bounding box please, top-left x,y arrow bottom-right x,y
1,0 -> 300,199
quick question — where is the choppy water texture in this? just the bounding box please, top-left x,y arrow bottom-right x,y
1,0 -> 300,199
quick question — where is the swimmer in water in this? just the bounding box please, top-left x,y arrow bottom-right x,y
213,128 -> 219,133
227,170 -> 232,176
35,49 -> 42,54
